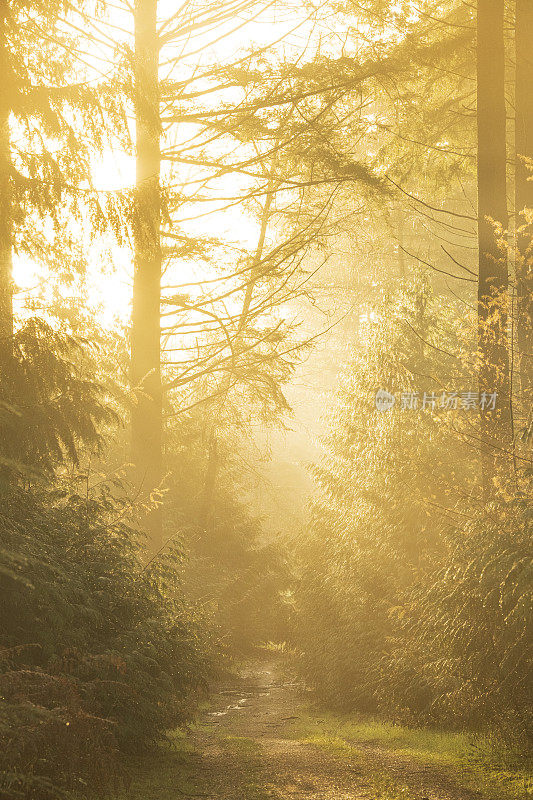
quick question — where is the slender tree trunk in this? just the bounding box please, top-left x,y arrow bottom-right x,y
199,172 -> 276,532
0,1 -> 13,495
515,0 -> 533,406
199,430 -> 218,532
476,0 -> 510,489
0,0 -> 13,343
132,0 -> 163,549
238,172 -> 275,334
395,210 -> 407,280
199,174 -> 276,532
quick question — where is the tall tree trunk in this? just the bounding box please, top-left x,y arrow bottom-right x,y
199,430 -> 218,532
515,0 -> 533,406
237,171 -> 275,334
0,0 -> 13,344
395,210 -> 407,280
199,174 -> 275,533
476,0 -> 510,489
132,0 -> 163,549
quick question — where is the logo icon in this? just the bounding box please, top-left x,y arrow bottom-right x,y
375,389 -> 395,412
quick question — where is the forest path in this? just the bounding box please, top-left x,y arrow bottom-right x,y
129,657 -> 509,800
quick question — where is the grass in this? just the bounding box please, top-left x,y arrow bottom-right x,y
116,710 -> 532,800
102,677 -> 531,800
281,706 -> 533,800
282,710 -> 469,762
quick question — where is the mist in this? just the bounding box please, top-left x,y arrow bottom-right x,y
0,2 -> 531,799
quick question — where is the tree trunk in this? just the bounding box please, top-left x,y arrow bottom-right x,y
132,0 -> 163,549
199,430 -> 218,532
395,210 -> 407,280
476,0 -> 510,489
0,0 -> 13,343
515,0 -> 533,406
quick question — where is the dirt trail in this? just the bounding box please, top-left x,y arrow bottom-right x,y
171,658 -> 492,800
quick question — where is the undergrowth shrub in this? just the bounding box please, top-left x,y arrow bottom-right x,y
401,500 -> 532,743
294,281 -> 532,752
166,418 -> 294,654
0,488 -> 215,799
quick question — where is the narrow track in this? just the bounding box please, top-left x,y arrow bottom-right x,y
160,659 -> 495,800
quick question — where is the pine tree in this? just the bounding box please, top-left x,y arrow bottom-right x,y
515,0 -> 533,405
476,0 -> 510,487
132,0 -> 163,549
0,1 -> 124,340
0,1 -> 13,342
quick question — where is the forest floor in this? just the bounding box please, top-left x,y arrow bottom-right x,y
122,656 -> 531,800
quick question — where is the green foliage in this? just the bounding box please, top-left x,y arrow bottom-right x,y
0,486 -> 214,799
405,500 -> 532,740
166,416 -> 293,654
0,329 -> 215,799
296,279 -> 461,707
281,707 -> 533,800
1,0 -> 531,795
7,0 -> 127,266
294,279 -> 532,748
0,318 -> 117,480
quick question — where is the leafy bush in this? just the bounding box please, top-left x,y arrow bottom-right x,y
0,319 -> 117,481
0,323 -> 215,798
402,500 -> 532,741
166,417 -> 294,654
0,488 -> 214,798
294,281 -> 532,750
